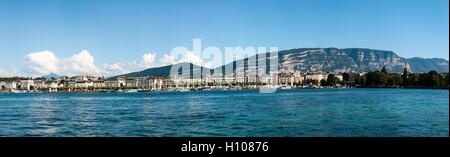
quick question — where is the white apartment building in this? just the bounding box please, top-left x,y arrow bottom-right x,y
19,80 -> 35,91
305,73 -> 328,82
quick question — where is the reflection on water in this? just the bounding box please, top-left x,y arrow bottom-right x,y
26,96 -> 61,136
0,89 -> 448,137
73,96 -> 97,136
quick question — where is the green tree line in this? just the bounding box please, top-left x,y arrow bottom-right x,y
356,67 -> 449,88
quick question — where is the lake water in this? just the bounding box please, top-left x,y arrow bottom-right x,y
0,88 -> 448,137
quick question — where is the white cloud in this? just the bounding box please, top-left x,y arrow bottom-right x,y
103,63 -> 134,76
159,51 -> 213,68
179,51 -> 204,65
102,53 -> 158,76
0,68 -> 10,77
0,67 -> 22,77
142,53 -> 156,68
25,50 -> 59,75
62,50 -> 102,76
159,54 -> 177,66
25,50 -> 102,76
104,63 -> 125,72
101,51 -> 213,76
22,50 -> 215,77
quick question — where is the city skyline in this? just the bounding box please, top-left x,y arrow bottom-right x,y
0,0 -> 449,77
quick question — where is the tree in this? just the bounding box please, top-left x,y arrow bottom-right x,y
381,66 -> 388,74
402,68 -> 408,86
408,73 -> 421,87
388,73 -> 403,87
378,72 -> 388,86
326,74 -> 340,87
356,70 -> 446,88
305,79 -> 319,86
320,79 -> 327,86
419,73 -> 428,86
356,75 -> 366,86
445,73 -> 449,87
365,71 -> 388,87
426,71 -> 443,87
365,72 -> 377,86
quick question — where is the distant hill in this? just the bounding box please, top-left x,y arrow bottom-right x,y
42,73 -> 61,79
116,48 -> 449,78
406,57 -> 449,73
116,62 -> 211,78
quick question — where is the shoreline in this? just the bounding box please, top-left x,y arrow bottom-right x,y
356,86 -> 449,90
1,86 -> 448,94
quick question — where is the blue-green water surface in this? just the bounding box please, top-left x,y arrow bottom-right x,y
0,88 -> 448,137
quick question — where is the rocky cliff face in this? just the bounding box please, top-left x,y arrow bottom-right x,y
278,48 -> 412,73
118,48 -> 448,78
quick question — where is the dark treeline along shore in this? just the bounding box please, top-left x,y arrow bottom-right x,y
319,67 -> 449,89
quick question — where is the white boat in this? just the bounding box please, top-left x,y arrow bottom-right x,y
230,86 -> 241,90
125,89 -> 138,93
176,88 -> 190,92
259,85 -> 278,93
280,86 -> 292,90
10,90 -> 22,93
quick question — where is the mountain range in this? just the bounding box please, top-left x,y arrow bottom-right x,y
42,73 -> 61,79
118,48 -> 449,78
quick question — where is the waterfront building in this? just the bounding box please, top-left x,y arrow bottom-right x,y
46,80 -> 59,88
136,77 -> 150,89
118,77 -> 127,87
5,81 -> 18,90
149,77 -> 164,90
277,72 -> 295,86
163,79 -> 175,89
202,75 -> 213,85
57,78 -> 70,88
59,76 -> 71,80
305,73 -> 328,82
33,79 -> 47,89
105,79 -> 119,88
293,72 -> 304,85
93,80 -> 106,88
209,75 -> 223,85
334,74 -> 344,81
44,80 -> 59,92
74,81 -> 93,88
234,73 -> 247,84
125,78 -> 137,88
222,74 -> 235,84
258,74 -> 276,85
343,72 -> 360,82
19,79 -> 34,91
75,76 -> 89,82
68,81 -> 76,88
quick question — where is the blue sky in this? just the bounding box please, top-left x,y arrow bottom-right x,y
0,0 -> 448,76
